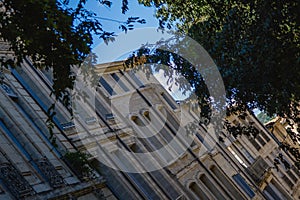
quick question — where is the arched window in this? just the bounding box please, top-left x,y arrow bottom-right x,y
143,110 -> 151,121
189,182 -> 209,200
131,115 -> 144,126
210,165 -> 244,199
199,174 -> 226,200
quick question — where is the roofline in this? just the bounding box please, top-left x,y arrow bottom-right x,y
94,60 -> 126,74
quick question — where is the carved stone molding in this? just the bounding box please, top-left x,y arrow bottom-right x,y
0,162 -> 34,198
37,158 -> 65,188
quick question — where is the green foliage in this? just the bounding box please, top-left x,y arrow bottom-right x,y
64,151 -> 93,179
224,119 -> 259,138
273,153 -> 290,171
138,0 -> 300,123
1,0 -> 94,97
0,0 -> 145,99
225,113 -> 300,171
46,103 -> 58,147
279,143 -> 300,170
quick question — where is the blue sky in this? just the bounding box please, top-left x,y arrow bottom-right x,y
92,27 -> 192,100
73,1 -> 267,114
93,27 -> 172,63
82,1 -> 160,47
76,1 -> 191,99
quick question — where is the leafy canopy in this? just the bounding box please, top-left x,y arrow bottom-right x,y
135,0 -> 300,168
138,0 -> 299,121
0,0 -> 144,97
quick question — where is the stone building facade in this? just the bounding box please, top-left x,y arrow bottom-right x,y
0,50 -> 299,199
225,114 -> 300,199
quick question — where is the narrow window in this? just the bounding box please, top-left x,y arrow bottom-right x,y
143,111 -> 151,121
260,131 -> 270,142
189,182 -> 209,200
129,72 -> 143,88
131,116 -> 144,126
292,165 -> 300,176
286,170 -> 298,183
99,77 -> 116,95
129,143 -> 140,153
228,146 -> 248,167
111,73 -> 129,92
199,174 -> 226,200
263,180 -> 289,200
161,92 -> 177,109
256,134 -> 266,146
235,141 -> 255,164
282,174 -> 294,188
232,174 -> 255,198
210,166 -> 244,199
248,137 -> 261,151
